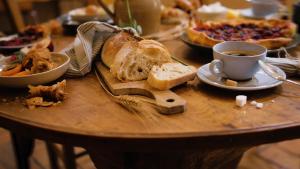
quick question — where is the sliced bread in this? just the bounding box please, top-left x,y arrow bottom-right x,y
110,40 -> 173,81
147,63 -> 196,90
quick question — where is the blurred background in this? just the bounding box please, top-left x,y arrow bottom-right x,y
0,0 -> 296,34
0,0 -> 112,34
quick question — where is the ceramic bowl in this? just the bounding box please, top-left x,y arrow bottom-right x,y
0,53 -> 70,88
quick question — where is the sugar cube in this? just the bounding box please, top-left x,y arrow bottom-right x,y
256,103 -> 264,109
225,79 -> 238,87
236,95 -> 247,107
250,101 -> 257,106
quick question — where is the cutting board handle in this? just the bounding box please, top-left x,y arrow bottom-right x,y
113,82 -> 186,114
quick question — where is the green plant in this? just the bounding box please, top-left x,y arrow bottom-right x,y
120,0 -> 142,34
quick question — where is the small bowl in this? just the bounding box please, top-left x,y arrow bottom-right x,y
0,53 -> 70,88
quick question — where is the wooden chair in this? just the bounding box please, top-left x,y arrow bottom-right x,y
46,144 -> 88,169
2,0 -> 25,32
10,133 -> 88,169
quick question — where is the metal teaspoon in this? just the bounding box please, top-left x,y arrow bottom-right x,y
258,60 -> 300,86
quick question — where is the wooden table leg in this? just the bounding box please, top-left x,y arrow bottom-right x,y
87,147 -> 249,169
10,133 -> 34,169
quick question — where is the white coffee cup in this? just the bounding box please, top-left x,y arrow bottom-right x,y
210,41 -> 267,80
250,0 -> 280,17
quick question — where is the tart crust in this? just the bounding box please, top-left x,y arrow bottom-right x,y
187,19 -> 297,49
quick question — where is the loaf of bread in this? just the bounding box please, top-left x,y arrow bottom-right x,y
110,39 -> 172,81
147,63 -> 196,90
101,31 -> 139,67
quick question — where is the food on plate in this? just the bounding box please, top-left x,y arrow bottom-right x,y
22,48 -> 53,73
161,7 -> 189,24
0,48 -> 55,77
110,39 -> 172,81
13,70 -> 31,77
101,31 -> 140,67
69,5 -> 107,21
147,63 -> 196,90
25,80 -> 66,109
187,19 -> 297,49
236,95 -> 247,107
21,36 -> 53,54
0,25 -> 47,47
85,5 -> 99,15
0,64 -> 22,76
176,0 -> 200,12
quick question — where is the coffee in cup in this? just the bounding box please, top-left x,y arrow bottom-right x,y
210,41 -> 267,81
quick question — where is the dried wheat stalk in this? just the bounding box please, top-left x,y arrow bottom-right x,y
94,69 -> 160,114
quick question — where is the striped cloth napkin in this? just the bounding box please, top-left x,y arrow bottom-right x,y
265,48 -> 300,77
63,21 -> 137,77
266,57 -> 300,77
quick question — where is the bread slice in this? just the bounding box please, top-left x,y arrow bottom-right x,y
147,63 -> 196,90
110,40 -> 172,81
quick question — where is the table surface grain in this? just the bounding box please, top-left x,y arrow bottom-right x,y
0,35 -> 300,150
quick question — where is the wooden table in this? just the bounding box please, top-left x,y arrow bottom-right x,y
0,36 -> 300,169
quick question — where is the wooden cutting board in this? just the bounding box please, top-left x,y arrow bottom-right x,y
94,62 -> 186,115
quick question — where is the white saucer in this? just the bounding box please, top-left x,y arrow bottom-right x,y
240,8 -> 275,19
197,63 -> 285,91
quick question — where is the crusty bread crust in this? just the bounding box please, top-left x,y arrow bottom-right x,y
187,19 -> 297,49
187,27 -> 222,47
110,40 -> 173,82
101,31 -> 139,68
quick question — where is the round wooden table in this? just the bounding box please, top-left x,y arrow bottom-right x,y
0,36 -> 300,169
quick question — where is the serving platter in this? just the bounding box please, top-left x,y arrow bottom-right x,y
180,33 -> 300,56
95,62 -> 186,115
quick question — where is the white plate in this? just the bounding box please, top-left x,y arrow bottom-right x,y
69,7 -> 109,22
0,35 -> 33,50
240,8 -> 276,19
0,53 -> 70,88
197,63 -> 285,91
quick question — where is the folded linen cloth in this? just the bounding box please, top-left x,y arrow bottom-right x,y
63,21 -> 137,77
266,57 -> 300,77
265,48 -> 300,77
